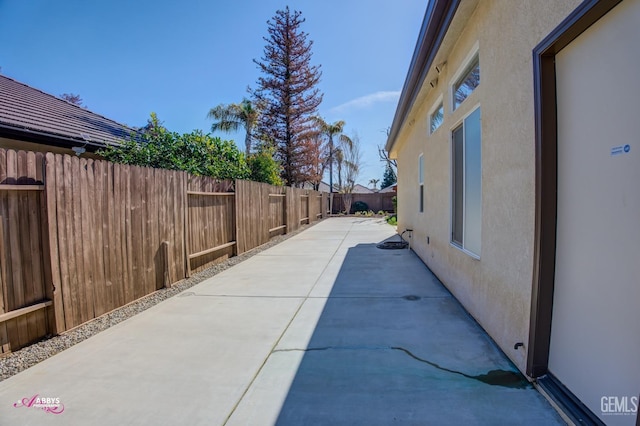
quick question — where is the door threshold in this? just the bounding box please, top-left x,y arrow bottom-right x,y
535,374 -> 605,426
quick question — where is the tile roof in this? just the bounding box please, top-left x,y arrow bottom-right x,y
0,74 -> 136,150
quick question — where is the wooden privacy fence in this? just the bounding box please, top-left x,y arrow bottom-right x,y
331,192 -> 396,214
0,148 -> 327,354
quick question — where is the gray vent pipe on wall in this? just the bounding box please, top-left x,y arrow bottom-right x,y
401,229 -> 413,251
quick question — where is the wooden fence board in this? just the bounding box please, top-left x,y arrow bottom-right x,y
41,152 -> 60,333
260,183 -> 271,243
0,150 -> 6,353
122,163 -> 133,304
57,154 -> 73,329
75,156 -> 91,324
0,216 -> 8,354
25,151 -> 43,305
146,168 -> 156,294
7,150 -> 22,311
285,186 -> 299,233
92,159 -> 108,317
81,158 -> 96,322
159,171 -> 169,284
110,163 -> 121,303
0,220 -> 6,315
44,153 -> 65,333
152,168 -> 162,291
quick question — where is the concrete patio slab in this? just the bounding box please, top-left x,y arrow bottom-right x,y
0,217 -> 564,425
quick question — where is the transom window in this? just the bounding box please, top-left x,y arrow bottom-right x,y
453,56 -> 480,110
430,102 -> 444,133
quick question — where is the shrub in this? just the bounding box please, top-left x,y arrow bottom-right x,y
377,210 -> 385,216
386,214 -> 397,226
247,147 -> 283,185
352,201 -> 369,213
99,113 -> 250,180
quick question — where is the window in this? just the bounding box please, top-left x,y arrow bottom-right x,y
418,154 -> 424,213
430,102 -> 444,133
451,107 -> 481,256
453,56 -> 480,110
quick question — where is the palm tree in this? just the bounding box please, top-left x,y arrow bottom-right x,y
369,178 -> 380,190
207,99 -> 258,156
314,117 -> 353,212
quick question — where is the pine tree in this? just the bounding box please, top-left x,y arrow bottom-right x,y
252,7 -> 323,186
60,93 -> 84,107
382,163 -> 397,189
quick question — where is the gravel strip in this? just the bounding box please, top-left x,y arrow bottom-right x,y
0,221 -> 321,382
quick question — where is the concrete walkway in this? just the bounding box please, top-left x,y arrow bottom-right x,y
0,218 -> 563,425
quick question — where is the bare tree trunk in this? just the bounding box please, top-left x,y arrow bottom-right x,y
329,193 -> 334,215
343,193 -> 353,215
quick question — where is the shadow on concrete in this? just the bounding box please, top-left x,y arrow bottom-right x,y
274,242 -> 562,425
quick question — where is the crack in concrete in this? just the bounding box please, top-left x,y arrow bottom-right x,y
179,293 -> 450,300
222,221 -> 356,425
273,345 -> 531,389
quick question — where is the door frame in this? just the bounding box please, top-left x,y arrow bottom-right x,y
527,0 -> 622,379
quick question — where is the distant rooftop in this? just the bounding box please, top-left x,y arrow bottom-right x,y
0,74 -> 136,151
352,184 -> 374,194
379,184 -> 397,193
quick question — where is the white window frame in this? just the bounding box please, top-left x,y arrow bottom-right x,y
428,95 -> 444,135
450,41 -> 480,112
450,104 -> 481,259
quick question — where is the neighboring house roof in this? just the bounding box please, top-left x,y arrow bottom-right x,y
302,181 -> 372,193
379,184 -> 397,193
302,181 -> 336,192
0,74 -> 136,151
352,184 -> 374,194
385,0 -> 459,154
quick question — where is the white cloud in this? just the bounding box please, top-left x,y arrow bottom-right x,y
329,90 -> 401,114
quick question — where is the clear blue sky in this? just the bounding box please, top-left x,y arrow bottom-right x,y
0,0 -> 426,187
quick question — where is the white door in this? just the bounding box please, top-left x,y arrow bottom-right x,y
549,1 -> 640,424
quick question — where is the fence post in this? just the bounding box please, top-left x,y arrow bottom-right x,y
183,172 -> 191,278
0,217 -> 10,353
162,241 -> 171,288
235,179 -> 243,254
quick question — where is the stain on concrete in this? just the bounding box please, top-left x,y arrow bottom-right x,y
390,346 -> 530,389
403,295 -> 421,301
274,345 -> 531,389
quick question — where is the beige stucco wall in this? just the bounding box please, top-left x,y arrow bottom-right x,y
393,0 -> 581,374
